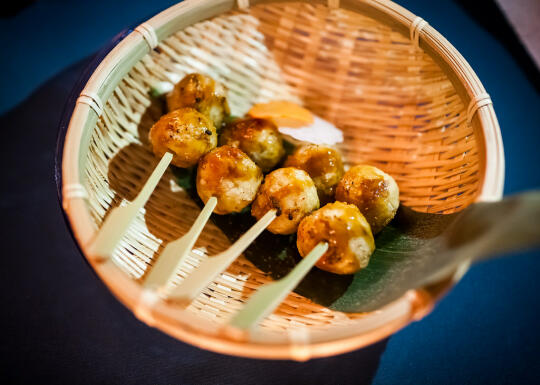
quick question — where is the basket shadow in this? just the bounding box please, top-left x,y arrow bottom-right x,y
102,97 -> 165,217
105,141 -> 167,279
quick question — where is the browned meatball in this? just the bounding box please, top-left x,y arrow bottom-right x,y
335,165 -> 399,234
149,107 -> 217,168
219,118 -> 285,172
167,73 -> 230,128
251,167 -> 319,234
284,144 -> 344,203
197,146 -> 262,214
297,202 -> 375,275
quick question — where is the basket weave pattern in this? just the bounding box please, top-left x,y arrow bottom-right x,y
83,3 -> 481,340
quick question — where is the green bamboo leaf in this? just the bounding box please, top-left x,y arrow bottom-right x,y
172,166 -> 196,190
177,172 -> 540,312
332,191 -> 540,312
282,139 -> 296,156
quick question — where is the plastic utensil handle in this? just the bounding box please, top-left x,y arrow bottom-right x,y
143,197 -> 217,291
87,152 -> 173,260
169,210 -> 277,301
229,242 -> 328,330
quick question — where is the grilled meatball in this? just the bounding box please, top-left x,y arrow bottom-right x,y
167,73 -> 230,129
251,167 -> 319,234
335,165 -> 399,234
284,144 -> 344,203
219,117 -> 285,172
149,107 -> 217,168
297,201 -> 375,275
196,146 -> 262,214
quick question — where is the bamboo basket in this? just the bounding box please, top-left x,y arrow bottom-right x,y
60,0 -> 504,360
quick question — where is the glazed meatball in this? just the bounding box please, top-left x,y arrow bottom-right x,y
251,167 -> 319,234
335,165 -> 399,234
284,145 -> 344,203
167,73 -> 230,128
149,107 -> 217,168
197,146 -> 262,214
219,118 -> 285,172
297,202 -> 375,274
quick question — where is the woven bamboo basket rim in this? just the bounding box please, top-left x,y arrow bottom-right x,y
60,0 -> 505,360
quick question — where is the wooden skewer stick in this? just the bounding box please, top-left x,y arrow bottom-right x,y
168,209 -> 277,302
143,196 -> 217,293
87,152 -> 173,260
229,242 -> 328,330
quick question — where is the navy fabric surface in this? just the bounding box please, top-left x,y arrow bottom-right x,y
1,1 -> 539,384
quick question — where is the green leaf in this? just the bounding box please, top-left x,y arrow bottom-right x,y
330,207 -> 457,312
282,139 -> 296,156
149,81 -> 173,98
231,205 -> 251,215
332,191 -> 540,312
172,166 -> 196,191
223,115 -> 240,125
178,173 -> 540,312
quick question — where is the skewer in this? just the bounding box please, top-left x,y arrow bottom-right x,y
143,196 -> 217,293
87,152 -> 173,260
229,242 -> 328,330
168,209 -> 277,302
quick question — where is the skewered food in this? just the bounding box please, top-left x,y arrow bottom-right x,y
335,165 -> 399,234
251,167 -> 319,234
197,146 -> 263,214
167,73 -> 230,128
149,107 -> 217,168
149,71 -> 402,276
297,201 -> 375,274
284,144 -> 344,204
219,117 -> 285,172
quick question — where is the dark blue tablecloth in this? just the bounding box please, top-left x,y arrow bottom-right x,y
1,1 -> 539,384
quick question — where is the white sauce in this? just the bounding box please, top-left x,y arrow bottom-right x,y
278,115 -> 344,145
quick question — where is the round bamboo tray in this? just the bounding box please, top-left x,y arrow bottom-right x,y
60,0 -> 504,360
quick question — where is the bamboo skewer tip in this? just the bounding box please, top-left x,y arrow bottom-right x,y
229,242 -> 328,330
